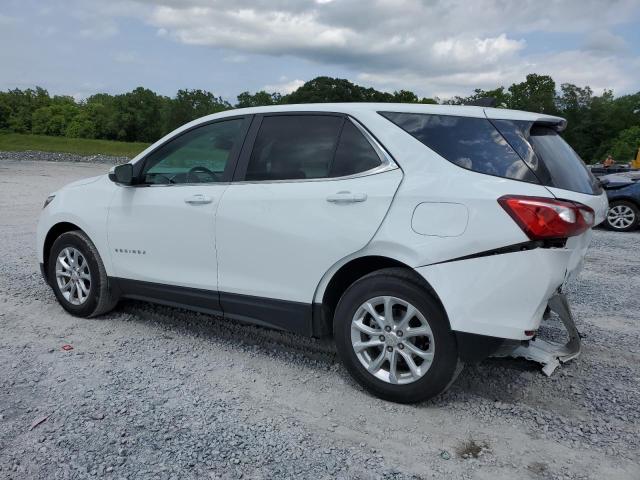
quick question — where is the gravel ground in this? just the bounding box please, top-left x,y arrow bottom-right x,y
0,156 -> 639,480
0,150 -> 130,165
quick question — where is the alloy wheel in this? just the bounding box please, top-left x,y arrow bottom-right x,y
350,296 -> 434,385
55,247 -> 91,305
607,204 -> 636,230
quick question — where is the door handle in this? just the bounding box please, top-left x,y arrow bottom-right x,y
184,194 -> 213,205
326,191 -> 368,204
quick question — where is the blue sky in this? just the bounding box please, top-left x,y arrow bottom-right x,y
1,0 -> 639,102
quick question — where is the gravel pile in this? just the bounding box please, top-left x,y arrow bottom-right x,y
0,150 -> 130,165
0,158 -> 638,479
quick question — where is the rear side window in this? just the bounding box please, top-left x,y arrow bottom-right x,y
331,121 -> 381,177
246,115 -> 343,181
380,112 -> 538,183
245,115 -> 382,181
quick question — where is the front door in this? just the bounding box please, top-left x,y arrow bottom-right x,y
107,116 -> 250,293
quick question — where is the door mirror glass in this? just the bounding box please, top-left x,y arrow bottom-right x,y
109,163 -> 134,185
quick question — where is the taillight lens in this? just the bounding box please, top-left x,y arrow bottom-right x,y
498,195 -> 595,240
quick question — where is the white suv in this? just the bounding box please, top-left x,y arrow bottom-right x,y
37,103 -> 608,402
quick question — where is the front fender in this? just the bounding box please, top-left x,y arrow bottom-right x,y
36,175 -> 116,275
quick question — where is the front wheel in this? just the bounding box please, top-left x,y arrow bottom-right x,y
605,201 -> 639,232
48,230 -> 118,317
333,268 -> 460,403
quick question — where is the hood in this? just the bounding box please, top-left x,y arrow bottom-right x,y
62,174 -> 105,190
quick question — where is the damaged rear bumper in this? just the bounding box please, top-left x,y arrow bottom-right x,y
491,292 -> 581,375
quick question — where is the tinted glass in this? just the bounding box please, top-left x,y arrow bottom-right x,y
142,119 -> 244,184
491,119 -> 553,185
330,121 -> 381,177
246,115 -> 343,181
380,112 -> 539,183
528,126 -> 602,195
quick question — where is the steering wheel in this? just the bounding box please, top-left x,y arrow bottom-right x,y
187,165 -> 220,183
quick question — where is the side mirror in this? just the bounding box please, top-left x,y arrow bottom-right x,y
108,163 -> 134,185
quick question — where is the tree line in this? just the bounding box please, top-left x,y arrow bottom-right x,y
0,74 -> 638,163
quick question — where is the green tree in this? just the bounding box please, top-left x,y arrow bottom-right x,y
444,87 -> 510,107
168,89 -> 231,131
32,103 -> 79,136
284,77 -> 394,103
236,90 -> 282,108
0,87 -> 51,133
392,90 -> 419,103
508,74 -> 557,114
112,87 -> 171,142
608,126 -> 640,162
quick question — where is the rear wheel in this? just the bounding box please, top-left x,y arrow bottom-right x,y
605,201 -> 639,232
333,268 -> 460,403
48,231 -> 118,317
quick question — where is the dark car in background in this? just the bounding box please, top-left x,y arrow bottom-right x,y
590,165 -> 632,177
600,173 -> 640,231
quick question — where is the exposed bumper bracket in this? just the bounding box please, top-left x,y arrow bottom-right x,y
490,293 -> 581,376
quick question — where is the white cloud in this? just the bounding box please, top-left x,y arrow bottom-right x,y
132,0 -> 640,96
12,0 -> 638,99
263,78 -> 305,94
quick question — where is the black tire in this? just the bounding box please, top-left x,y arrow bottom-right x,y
605,200 -> 639,232
333,268 -> 460,403
48,230 -> 118,317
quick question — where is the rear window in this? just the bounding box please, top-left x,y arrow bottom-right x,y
379,112 -> 539,184
381,112 -> 602,195
491,120 -> 601,195
528,126 -> 602,195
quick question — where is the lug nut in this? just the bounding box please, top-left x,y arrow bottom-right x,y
379,335 -> 385,342
386,346 -> 393,352
398,344 -> 404,350
384,326 -> 392,332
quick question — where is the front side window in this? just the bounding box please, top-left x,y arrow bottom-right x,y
245,115 -> 382,181
142,119 -> 245,184
380,112 -> 539,183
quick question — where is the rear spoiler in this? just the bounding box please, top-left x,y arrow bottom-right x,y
534,118 -> 567,132
484,107 -> 567,132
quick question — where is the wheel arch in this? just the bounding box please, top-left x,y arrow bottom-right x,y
312,255 -> 449,337
43,222 -> 86,282
608,196 -> 640,209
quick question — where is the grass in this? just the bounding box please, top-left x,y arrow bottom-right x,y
0,133 -> 150,158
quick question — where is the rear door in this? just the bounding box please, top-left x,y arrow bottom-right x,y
215,113 -> 402,327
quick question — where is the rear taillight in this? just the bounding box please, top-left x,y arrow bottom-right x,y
498,195 -> 595,240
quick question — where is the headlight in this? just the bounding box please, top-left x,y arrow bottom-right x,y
43,195 -> 55,209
